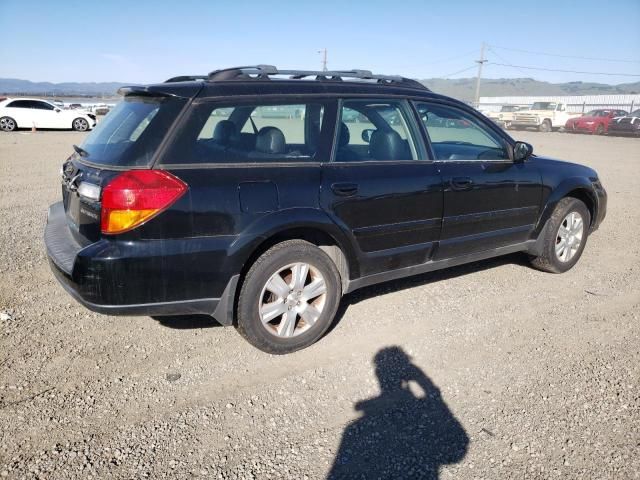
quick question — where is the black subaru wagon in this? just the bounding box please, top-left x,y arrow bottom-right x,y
45,66 -> 607,354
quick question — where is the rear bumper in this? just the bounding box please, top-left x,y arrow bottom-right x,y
44,202 -> 238,324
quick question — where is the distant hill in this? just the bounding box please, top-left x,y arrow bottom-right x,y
419,77 -> 640,102
0,78 -> 131,96
1,77 -> 639,101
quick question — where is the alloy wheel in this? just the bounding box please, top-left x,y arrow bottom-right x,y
0,117 -> 16,132
258,262 -> 327,338
555,211 -> 584,262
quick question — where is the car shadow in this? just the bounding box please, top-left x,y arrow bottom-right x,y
153,253 -> 529,332
327,346 -> 468,479
152,314 -> 223,329
328,252 -> 530,335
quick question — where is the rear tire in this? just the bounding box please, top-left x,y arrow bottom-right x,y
0,116 -> 16,132
236,240 -> 342,354
529,197 -> 590,273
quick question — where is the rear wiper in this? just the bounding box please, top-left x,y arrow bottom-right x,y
73,144 -> 90,158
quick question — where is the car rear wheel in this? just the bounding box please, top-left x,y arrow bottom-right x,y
539,120 -> 552,133
236,240 -> 342,354
72,118 -> 89,132
529,197 -> 590,273
0,116 -> 16,132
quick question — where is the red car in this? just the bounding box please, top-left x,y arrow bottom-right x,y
565,109 -> 628,135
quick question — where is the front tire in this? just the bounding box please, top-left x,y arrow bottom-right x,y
72,118 -> 89,132
530,197 -> 590,273
0,116 -> 16,132
594,124 -> 605,135
539,120 -> 552,133
236,240 -> 342,354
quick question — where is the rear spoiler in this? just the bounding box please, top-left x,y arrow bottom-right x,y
117,83 -> 202,98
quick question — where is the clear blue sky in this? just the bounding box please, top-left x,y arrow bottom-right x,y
1,0 -> 639,85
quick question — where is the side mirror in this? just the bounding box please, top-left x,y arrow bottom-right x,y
361,129 -> 374,143
513,141 -> 533,162
55,108 -> 61,112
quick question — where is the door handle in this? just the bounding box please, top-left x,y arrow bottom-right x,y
331,183 -> 359,197
450,177 -> 474,191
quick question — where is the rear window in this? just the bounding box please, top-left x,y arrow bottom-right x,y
78,95 -> 185,168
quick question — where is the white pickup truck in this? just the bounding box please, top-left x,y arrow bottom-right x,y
510,102 -> 581,132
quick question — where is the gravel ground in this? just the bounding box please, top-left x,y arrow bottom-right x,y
0,130 -> 639,479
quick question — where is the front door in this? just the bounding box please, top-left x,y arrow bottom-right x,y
414,101 -> 542,260
320,99 -> 443,277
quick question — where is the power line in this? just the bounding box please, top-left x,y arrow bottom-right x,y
423,49 -> 478,65
489,44 -> 640,64
440,65 -> 477,78
487,62 -> 640,77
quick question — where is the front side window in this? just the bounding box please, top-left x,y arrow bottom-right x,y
32,101 -> 55,110
335,99 -> 421,162
163,102 -> 327,164
415,102 -> 509,161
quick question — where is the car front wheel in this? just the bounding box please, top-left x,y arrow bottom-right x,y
236,240 -> 342,354
0,116 -> 17,132
539,120 -> 552,132
72,118 -> 89,131
530,197 -> 590,273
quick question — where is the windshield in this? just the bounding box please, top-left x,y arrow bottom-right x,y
79,95 -> 185,167
531,102 -> 557,111
631,110 -> 640,117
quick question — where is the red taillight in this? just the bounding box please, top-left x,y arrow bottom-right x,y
101,170 -> 187,234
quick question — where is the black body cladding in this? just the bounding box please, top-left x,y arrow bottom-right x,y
45,68 -> 607,326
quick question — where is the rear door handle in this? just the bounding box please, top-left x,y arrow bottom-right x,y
450,177 -> 474,191
331,182 -> 359,196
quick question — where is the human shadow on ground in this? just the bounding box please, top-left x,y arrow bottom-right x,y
327,346 -> 469,479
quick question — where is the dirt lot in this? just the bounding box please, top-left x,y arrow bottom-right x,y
0,130 -> 639,479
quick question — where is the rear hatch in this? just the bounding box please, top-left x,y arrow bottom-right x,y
61,94 -> 187,244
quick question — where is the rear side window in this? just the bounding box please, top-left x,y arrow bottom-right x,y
163,102 -> 328,165
415,102 -> 509,161
78,95 -> 185,168
6,100 -> 31,108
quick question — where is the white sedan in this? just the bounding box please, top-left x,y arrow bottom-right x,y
0,98 -> 97,132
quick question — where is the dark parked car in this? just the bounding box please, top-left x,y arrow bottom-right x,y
45,65 -> 607,354
607,109 -> 640,136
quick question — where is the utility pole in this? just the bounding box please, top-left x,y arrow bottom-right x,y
318,48 -> 328,71
474,42 -> 487,108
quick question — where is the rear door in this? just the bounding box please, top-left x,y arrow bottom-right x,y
415,101 -> 542,259
4,100 -> 33,127
320,99 -> 442,277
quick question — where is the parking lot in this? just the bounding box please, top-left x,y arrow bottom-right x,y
0,130 -> 638,479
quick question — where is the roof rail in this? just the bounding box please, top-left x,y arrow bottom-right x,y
206,65 -> 428,90
165,75 -> 208,83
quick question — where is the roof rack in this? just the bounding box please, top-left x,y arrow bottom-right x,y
205,65 -> 428,90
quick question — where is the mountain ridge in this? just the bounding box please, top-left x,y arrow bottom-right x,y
1,77 -> 639,102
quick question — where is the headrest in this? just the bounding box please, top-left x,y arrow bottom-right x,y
255,126 -> 286,154
212,120 -> 238,145
339,122 -> 350,147
369,130 -> 405,160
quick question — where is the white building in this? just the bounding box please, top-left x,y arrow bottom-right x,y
479,94 -> 640,114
